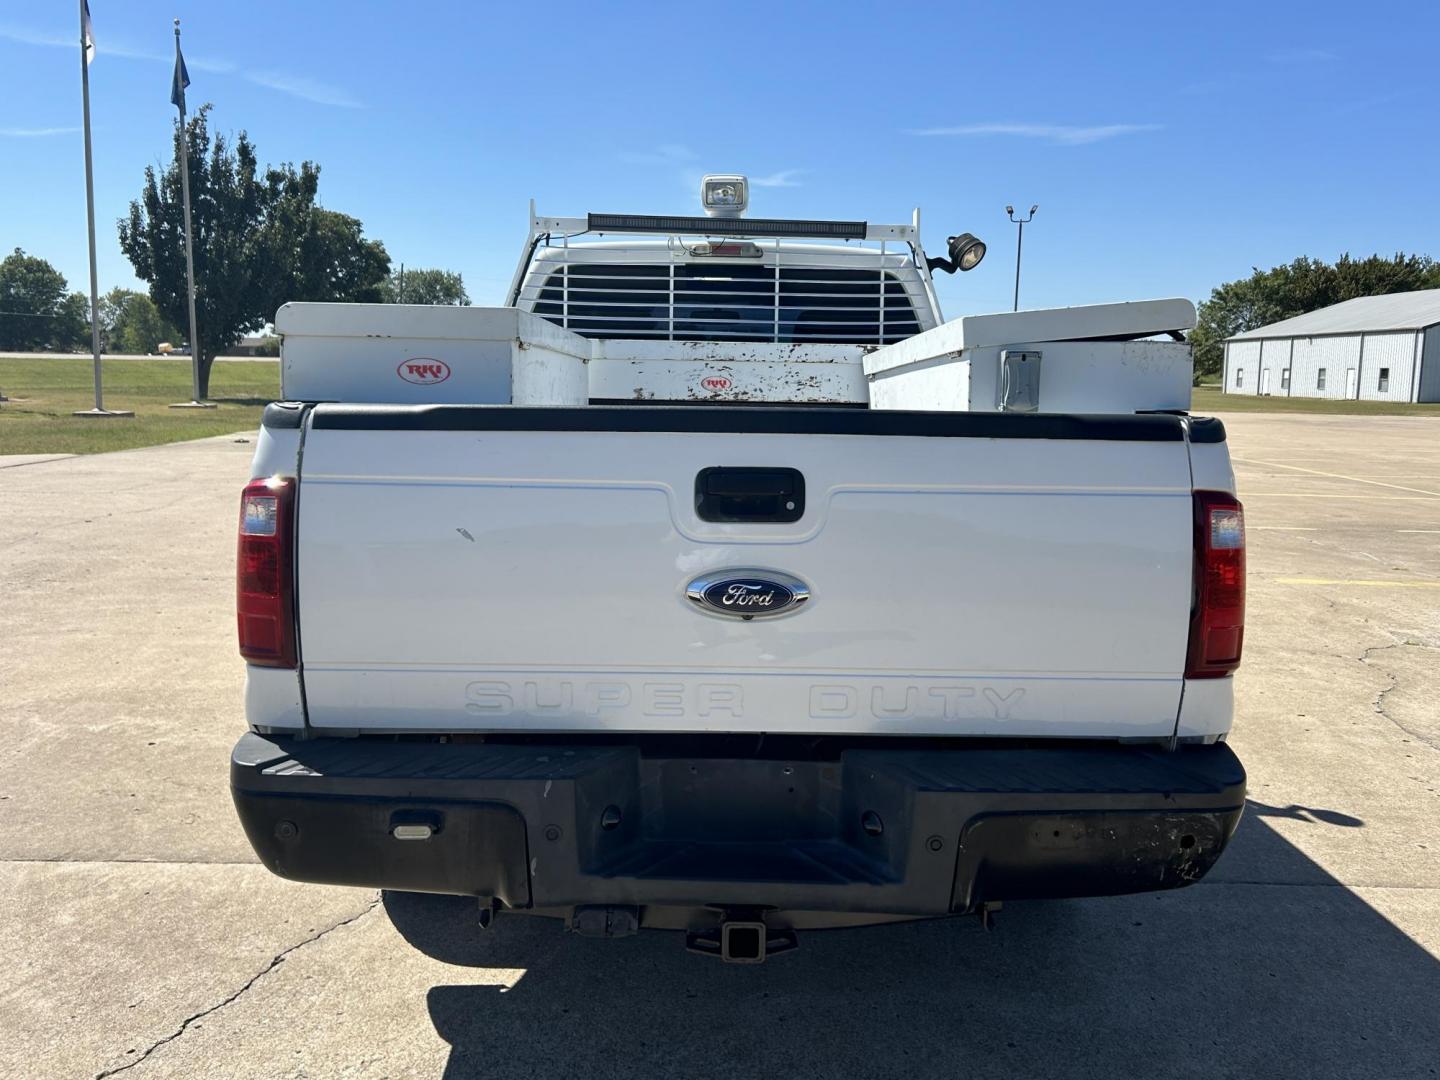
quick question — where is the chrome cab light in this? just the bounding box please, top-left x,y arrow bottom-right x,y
701,174 -> 748,218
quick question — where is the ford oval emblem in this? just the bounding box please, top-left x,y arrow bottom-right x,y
686,569 -> 810,620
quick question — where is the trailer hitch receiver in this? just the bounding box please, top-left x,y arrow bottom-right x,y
686,915 -> 799,963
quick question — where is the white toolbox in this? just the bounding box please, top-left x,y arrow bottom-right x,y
864,299 -> 1196,414
275,303 -> 591,406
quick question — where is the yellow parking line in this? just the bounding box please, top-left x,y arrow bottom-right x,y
1244,493 -> 1439,500
1275,578 -> 1440,589
1231,458 -> 1440,498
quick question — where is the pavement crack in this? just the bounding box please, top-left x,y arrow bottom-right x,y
94,894 -> 380,1079
1358,642 -> 1439,752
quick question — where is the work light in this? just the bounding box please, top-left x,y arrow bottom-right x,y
949,233 -> 986,272
701,174 -> 748,217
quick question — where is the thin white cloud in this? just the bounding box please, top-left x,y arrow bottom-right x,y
1267,47 -> 1335,64
1,23 -> 167,62
0,126 -> 81,137
1180,74 -> 1240,96
1,22 -> 352,106
620,143 -> 699,165
751,169 -> 803,188
89,41 -> 167,62
0,25 -> 71,48
1335,88 -> 1416,116
191,55 -> 240,76
243,70 -> 361,108
910,122 -> 1162,146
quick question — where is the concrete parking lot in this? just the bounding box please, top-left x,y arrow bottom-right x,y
2,413 -> 1437,1080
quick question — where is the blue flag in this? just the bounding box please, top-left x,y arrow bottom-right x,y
171,43 -> 190,110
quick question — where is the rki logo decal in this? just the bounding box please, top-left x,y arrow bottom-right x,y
700,375 -> 732,392
397,358 -> 451,385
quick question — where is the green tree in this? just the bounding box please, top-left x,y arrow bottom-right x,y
118,108 -> 267,396
0,248 -> 73,351
288,210 -> 391,305
53,292 -> 92,352
118,105 -> 390,397
380,266 -> 470,306
101,288 -> 182,354
1192,253 -> 1440,384
255,163 -> 390,308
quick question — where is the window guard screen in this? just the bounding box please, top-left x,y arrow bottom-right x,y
527,261 -> 922,345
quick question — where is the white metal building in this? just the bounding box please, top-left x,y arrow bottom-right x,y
1222,289 -> 1440,402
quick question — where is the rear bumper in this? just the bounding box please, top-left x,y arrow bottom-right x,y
231,734 -> 1245,928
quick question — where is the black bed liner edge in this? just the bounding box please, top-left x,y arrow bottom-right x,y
303,404 -> 1213,442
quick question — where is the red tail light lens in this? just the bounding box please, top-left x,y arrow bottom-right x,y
237,477 -> 296,668
1186,490 -> 1245,678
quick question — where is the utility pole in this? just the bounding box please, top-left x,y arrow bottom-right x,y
1006,204 -> 1038,312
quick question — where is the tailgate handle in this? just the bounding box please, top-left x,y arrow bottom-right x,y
695,467 -> 805,523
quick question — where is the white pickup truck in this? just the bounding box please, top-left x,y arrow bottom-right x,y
231,176 -> 1246,962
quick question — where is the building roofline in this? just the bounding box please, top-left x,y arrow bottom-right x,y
1226,322 -> 1440,343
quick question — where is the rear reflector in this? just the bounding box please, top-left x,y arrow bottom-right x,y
1186,490 -> 1245,679
237,477 -> 296,668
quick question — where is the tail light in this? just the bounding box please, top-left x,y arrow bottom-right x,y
1186,490 -> 1245,678
237,477 -> 296,668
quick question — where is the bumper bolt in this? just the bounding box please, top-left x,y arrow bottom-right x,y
274,820 -> 298,841
926,835 -> 944,852
544,824 -> 562,842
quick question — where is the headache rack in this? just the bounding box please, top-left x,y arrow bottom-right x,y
506,202 -> 943,346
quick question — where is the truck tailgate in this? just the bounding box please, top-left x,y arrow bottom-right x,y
294,406 -> 1197,737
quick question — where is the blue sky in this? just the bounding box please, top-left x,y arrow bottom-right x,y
3,0 -> 1437,319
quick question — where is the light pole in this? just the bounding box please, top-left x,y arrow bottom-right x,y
1006,204 -> 1038,312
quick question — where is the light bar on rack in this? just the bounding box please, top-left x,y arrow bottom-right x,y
586,213 -> 868,240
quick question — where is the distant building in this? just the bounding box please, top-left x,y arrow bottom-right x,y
224,334 -> 279,358
1223,290 -> 1440,402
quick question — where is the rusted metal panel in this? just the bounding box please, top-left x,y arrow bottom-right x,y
587,355 -> 868,403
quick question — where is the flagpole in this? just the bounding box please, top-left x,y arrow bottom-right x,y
73,0 -> 132,419
169,17 -> 213,409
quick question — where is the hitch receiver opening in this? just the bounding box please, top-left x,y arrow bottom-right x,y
686,920 -> 799,963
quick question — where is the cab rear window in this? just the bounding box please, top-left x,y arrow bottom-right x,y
530,263 -> 921,344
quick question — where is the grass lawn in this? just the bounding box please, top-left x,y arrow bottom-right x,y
1192,385 -> 1440,416
4,358 -> 1435,456
0,356 -> 280,455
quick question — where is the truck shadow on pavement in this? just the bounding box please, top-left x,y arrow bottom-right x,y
384,803 -> 1438,1080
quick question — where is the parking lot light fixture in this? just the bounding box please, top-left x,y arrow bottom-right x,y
1006,204 -> 1038,312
